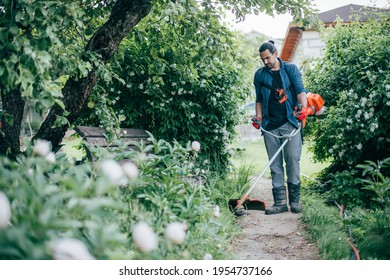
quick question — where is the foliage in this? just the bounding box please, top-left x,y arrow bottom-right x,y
304,12 -> 390,168
0,0 -> 316,157
347,207 -> 390,260
301,195 -> 351,260
306,168 -> 368,208
77,2 -> 256,175
0,0 -> 109,116
357,158 -> 390,209
0,134 -> 239,260
0,152 -> 128,259
303,158 -> 390,259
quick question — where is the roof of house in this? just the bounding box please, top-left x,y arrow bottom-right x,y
280,4 -> 388,62
318,4 -> 387,24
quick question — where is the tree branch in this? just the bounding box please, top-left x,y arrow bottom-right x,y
33,0 -> 152,152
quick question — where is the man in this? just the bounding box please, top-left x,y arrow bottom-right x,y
253,40 -> 308,215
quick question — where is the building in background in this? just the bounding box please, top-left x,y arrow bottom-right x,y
280,4 -> 388,69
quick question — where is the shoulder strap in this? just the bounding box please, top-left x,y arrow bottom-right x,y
283,62 -> 298,106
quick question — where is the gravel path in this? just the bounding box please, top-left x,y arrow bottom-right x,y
231,178 -> 320,260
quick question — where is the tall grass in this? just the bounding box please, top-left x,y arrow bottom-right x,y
301,195 -> 351,259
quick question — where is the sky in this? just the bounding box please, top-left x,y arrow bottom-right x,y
228,0 -> 389,38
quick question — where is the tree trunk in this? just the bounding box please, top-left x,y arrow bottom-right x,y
33,0 -> 152,152
0,89 -> 25,157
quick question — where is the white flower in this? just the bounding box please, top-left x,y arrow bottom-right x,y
0,192 -> 11,229
213,206 -> 221,218
203,253 -> 213,260
100,159 -> 128,186
385,84 -> 390,90
122,162 -> 139,180
50,238 -> 95,260
357,143 -> 363,150
33,139 -> 50,157
45,152 -> 56,164
165,222 -> 188,244
370,123 -> 378,132
191,141 -> 201,152
132,222 -> 158,253
190,113 -> 195,119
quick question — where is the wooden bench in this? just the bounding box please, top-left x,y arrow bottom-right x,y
74,125 -> 203,186
74,126 -> 149,162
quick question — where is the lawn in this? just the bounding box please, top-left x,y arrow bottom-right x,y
232,136 -> 329,179
60,128 -> 329,180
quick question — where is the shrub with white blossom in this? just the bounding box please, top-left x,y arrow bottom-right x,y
76,4 -> 255,175
0,134 -> 236,260
303,12 -> 389,207
305,13 -> 389,170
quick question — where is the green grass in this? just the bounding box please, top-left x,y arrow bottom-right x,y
232,137 -> 329,179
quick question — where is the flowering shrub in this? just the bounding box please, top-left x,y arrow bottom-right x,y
304,13 -> 390,169
303,12 -> 390,208
0,134 -> 237,260
76,3 -> 254,175
301,14 -> 390,259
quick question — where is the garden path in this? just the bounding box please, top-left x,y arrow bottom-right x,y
231,178 -> 320,260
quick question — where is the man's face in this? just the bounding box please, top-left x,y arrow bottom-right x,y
260,49 -> 278,69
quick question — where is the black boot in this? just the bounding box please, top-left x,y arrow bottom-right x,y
265,187 -> 288,215
288,183 -> 302,213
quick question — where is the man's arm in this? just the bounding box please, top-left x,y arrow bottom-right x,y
255,102 -> 263,122
297,92 -> 307,107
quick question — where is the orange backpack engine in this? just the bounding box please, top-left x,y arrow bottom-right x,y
307,92 -> 325,116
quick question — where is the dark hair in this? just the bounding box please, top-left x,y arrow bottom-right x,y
259,40 -> 277,54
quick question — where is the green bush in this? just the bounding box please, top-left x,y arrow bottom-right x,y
347,208 -> 390,260
0,152 -> 128,259
77,3 -> 255,175
304,13 -> 390,169
0,135 -> 239,260
303,158 -> 390,260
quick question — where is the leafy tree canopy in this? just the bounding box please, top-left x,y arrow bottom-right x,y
0,0 -> 315,157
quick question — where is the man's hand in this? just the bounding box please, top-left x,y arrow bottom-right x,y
294,105 -> 308,121
251,117 -> 262,129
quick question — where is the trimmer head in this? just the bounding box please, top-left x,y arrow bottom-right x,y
228,198 -> 266,212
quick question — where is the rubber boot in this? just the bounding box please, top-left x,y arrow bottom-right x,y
265,186 -> 288,215
288,183 -> 302,214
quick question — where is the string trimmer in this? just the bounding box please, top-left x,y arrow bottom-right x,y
228,126 -> 300,216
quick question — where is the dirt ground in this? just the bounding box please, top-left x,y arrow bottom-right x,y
231,178 -> 320,260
